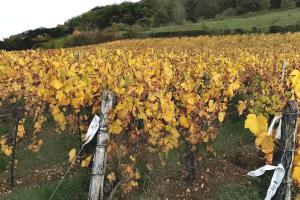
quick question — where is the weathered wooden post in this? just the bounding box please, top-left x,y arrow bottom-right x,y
77,112 -> 82,150
273,100 -> 298,200
10,104 -> 23,187
88,90 -> 114,200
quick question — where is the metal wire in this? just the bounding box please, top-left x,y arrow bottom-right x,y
48,113 -> 104,200
48,146 -> 84,200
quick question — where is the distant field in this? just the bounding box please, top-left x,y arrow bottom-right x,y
148,8 -> 300,33
42,9 -> 300,49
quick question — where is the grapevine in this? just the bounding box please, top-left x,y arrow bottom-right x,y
0,33 -> 300,191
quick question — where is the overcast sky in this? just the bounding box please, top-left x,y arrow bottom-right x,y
0,0 -> 139,40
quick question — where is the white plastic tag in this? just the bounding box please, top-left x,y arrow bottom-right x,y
84,114 -> 100,145
267,116 -> 282,139
248,164 -> 285,200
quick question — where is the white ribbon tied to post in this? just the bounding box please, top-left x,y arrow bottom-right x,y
247,164 -> 285,200
267,115 -> 282,139
247,115 -> 284,200
83,114 -> 101,146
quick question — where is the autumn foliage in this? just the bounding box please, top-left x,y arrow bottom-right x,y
1,33 -> 300,191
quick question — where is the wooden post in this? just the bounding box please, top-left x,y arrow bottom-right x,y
181,142 -> 196,183
10,104 -> 22,187
77,112 -> 82,150
88,90 -> 114,200
273,100 -> 298,200
281,62 -> 287,84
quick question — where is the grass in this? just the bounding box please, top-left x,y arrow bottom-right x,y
1,115 -> 269,200
147,8 -> 300,33
119,117 -> 266,200
212,183 -> 263,200
16,131 -> 78,176
39,36 -> 75,49
0,119 -> 78,176
0,118 -> 13,172
38,8 -> 300,49
1,175 -> 89,200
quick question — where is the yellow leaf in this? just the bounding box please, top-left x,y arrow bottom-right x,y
135,172 -> 141,179
107,172 -> 116,182
218,112 -> 225,122
255,135 -> 274,154
160,94 -> 176,124
0,138 -> 6,145
28,139 -> 43,153
109,120 -> 123,134
186,96 -> 196,105
81,155 -> 93,168
295,154 -> 300,166
17,124 -> 25,138
203,135 -> 209,143
34,121 -> 42,130
68,148 -> 77,164
245,114 -> 268,136
179,114 -> 190,128
120,79 -> 126,87
51,79 -> 63,90
146,163 -> 153,171
4,147 -> 12,156
292,166 -> 300,183
12,82 -> 21,92
56,90 -> 66,103
129,180 -> 138,187
237,101 -> 246,116
289,70 -> 300,98
1,145 -> 12,156
289,70 -> 300,87
206,100 -> 216,112
53,111 -> 66,130
130,155 -> 136,162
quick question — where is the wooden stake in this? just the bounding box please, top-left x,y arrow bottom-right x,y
273,100 -> 298,200
88,90 -> 114,200
281,62 -> 287,84
10,104 -> 22,187
77,112 -> 82,150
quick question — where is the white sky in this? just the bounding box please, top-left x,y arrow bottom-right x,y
0,0 -> 139,40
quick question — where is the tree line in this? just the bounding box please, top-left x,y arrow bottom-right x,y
0,0 -> 299,50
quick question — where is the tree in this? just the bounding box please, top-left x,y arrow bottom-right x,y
258,0 -> 271,9
271,0 -> 281,8
172,0 -> 186,24
186,0 -> 233,21
281,0 -> 296,7
186,0 -> 199,21
141,0 -> 173,26
186,0 -> 220,19
235,0 -> 270,13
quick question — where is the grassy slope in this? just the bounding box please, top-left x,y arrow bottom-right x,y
1,114 -> 271,200
40,8 -> 300,49
148,8 -> 300,33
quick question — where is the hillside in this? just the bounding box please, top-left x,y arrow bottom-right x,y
1,0 -> 300,50
148,8 -> 300,33
36,8 -> 300,49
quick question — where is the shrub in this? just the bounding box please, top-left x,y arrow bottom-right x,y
136,17 -> 153,28
221,8 -> 238,16
269,25 -> 285,33
280,0 -> 296,8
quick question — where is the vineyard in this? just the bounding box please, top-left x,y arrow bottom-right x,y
1,33 -> 300,199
